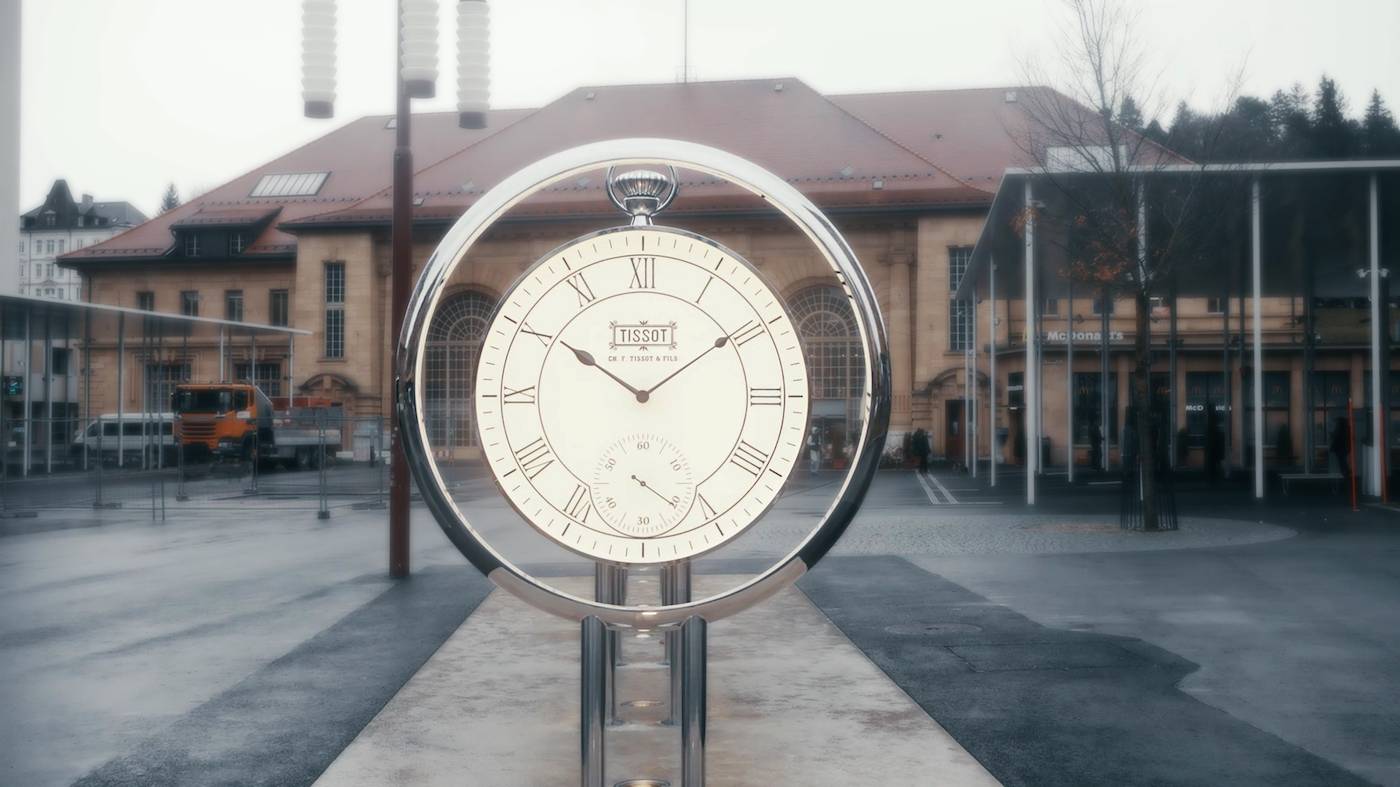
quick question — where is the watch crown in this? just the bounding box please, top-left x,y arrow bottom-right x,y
606,166 -> 678,225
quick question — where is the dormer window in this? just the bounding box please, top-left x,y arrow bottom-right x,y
44,212 -> 55,227
184,234 -> 200,256
230,232 -> 247,254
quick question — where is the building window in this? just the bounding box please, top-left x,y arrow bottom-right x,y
949,300 -> 972,352
137,291 -> 155,311
425,290 -> 497,449
56,240 -> 64,254
229,233 -> 246,255
1206,296 -> 1225,314
180,290 -> 199,317
1092,296 -> 1115,315
1043,298 -> 1059,315
1243,370 -> 1291,450
45,240 -> 54,254
225,290 -> 244,322
44,213 -> 55,227
51,348 -> 71,375
948,246 -> 974,352
324,262 -> 345,358
1185,373 -> 1230,448
184,234 -> 200,256
1312,372 -> 1350,462
269,289 -> 289,327
1073,372 -> 1119,444
145,363 -> 190,412
234,362 -> 283,397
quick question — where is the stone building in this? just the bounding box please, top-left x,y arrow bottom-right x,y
62,78 -> 1038,466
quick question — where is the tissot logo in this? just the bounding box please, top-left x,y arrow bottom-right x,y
610,321 -> 677,350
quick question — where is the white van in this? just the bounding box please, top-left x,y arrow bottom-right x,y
71,413 -> 177,465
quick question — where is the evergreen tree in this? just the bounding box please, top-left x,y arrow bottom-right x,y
1117,95 -> 1144,131
1362,89 -> 1400,156
1268,84 -> 1312,158
160,183 -> 181,214
1310,76 -> 1360,158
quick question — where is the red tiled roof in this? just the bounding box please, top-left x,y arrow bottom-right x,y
288,79 -> 991,228
61,108 -> 533,265
66,79 -> 1149,265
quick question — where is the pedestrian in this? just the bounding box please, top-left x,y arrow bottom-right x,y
911,428 -> 931,475
807,426 -> 822,474
1330,416 -> 1351,484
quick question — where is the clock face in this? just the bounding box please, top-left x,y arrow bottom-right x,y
473,226 -> 810,564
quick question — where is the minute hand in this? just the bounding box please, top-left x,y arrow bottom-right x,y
645,335 -> 729,397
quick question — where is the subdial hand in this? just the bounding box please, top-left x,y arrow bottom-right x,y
630,474 -> 677,507
643,335 -> 729,398
559,340 -> 649,403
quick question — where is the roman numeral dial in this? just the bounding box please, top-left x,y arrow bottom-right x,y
473,226 -> 811,565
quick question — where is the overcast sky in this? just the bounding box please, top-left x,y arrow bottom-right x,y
17,0 -> 1400,217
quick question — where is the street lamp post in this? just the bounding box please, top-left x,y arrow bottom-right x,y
303,0 -> 491,578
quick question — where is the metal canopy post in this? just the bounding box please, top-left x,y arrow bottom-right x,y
971,297 -> 979,478
43,309 -> 52,475
988,260 -> 998,486
1101,300 -> 1110,472
1067,280 -> 1074,483
1169,279 -> 1178,470
1370,173 -> 1384,498
1251,177 -> 1265,499
116,314 -> 125,468
219,326 -> 226,382
1024,180 -> 1038,504
22,306 -> 30,477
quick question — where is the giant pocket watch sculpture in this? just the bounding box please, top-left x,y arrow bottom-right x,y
398,139 -> 889,787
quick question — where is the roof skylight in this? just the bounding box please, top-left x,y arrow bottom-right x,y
249,172 -> 329,198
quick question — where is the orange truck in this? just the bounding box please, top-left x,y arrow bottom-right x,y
172,383 -> 341,468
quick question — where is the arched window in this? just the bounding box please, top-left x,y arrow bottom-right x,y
789,285 -> 861,399
425,290 -> 496,449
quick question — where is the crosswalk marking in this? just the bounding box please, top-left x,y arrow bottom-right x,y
914,470 -> 942,504
928,473 -> 959,504
913,471 -> 1004,507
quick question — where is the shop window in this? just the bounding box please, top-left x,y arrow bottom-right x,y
1073,372 -> 1119,444
1185,372 -> 1229,447
1243,371 -> 1290,448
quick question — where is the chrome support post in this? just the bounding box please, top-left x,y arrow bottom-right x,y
661,560 -> 692,725
681,615 -> 707,787
580,615 -> 607,787
594,563 -> 626,722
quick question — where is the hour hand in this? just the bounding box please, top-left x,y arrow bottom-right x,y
559,340 -> 649,403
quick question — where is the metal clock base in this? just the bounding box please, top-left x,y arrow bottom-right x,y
581,610 -> 707,787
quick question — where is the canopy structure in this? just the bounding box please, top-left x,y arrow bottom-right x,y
952,160 -> 1400,504
0,293 -> 308,478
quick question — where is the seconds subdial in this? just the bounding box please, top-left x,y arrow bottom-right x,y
591,434 -> 696,537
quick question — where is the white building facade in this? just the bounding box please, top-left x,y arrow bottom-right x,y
19,180 -> 145,300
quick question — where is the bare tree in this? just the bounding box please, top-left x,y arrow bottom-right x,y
1012,0 -> 1238,530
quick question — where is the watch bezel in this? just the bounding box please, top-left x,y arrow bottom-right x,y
398,139 -> 890,630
